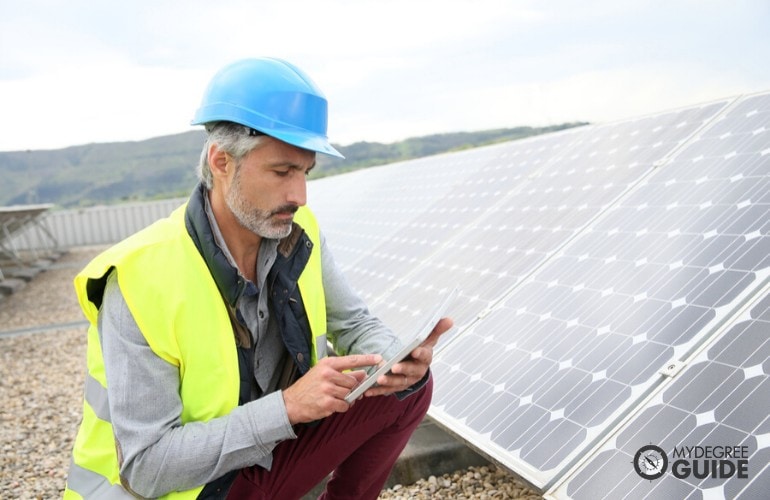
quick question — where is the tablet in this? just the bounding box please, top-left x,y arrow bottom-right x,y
344,286 -> 459,404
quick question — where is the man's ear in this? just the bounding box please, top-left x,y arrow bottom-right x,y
208,144 -> 230,179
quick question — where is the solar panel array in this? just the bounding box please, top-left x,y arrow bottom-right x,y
309,90 -> 770,497
0,204 -> 57,278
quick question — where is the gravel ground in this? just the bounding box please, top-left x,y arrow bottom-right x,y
1,248 -> 101,499
0,247 -> 543,499
379,466 -> 542,499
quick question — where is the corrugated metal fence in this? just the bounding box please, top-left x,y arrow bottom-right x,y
14,198 -> 187,250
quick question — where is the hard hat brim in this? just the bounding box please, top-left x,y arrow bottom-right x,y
192,105 -> 344,159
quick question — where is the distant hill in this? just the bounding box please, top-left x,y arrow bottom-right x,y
0,123 -> 586,208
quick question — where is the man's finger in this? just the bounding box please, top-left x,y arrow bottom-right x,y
321,353 -> 382,372
347,369 -> 369,383
407,345 -> 432,364
422,317 -> 454,347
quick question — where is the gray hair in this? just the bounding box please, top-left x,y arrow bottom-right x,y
197,122 -> 266,188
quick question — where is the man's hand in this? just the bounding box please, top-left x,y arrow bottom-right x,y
365,317 -> 454,397
282,354 -> 381,425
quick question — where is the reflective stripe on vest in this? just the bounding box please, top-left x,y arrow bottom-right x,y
66,203 -> 326,499
85,371 -> 110,422
65,461 -> 136,500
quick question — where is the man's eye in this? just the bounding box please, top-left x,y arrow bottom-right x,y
275,170 -> 290,177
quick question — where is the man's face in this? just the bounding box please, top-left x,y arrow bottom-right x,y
224,137 -> 315,239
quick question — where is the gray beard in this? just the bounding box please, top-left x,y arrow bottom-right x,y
225,173 -> 293,240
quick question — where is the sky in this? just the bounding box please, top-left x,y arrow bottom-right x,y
1,0 -> 769,152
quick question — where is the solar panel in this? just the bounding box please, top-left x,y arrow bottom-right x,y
0,204 -> 55,275
428,91 -> 770,490
369,100 -> 731,340
551,282 -> 769,499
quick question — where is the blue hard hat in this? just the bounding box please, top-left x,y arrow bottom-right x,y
192,57 -> 344,158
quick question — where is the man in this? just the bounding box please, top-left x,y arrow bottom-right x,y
64,57 -> 452,499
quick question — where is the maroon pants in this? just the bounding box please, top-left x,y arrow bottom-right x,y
227,376 -> 432,499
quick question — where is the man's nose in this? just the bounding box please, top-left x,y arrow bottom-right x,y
286,174 -> 307,206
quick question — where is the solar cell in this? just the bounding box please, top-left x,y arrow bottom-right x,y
429,91 -> 770,489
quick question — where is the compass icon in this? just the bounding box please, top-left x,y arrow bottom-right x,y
633,444 -> 668,480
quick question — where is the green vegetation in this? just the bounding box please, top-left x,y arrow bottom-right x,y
0,123 -> 586,208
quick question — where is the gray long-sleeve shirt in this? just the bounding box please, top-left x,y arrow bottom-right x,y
98,206 -> 406,497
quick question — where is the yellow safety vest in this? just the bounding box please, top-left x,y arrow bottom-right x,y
64,204 -> 326,499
